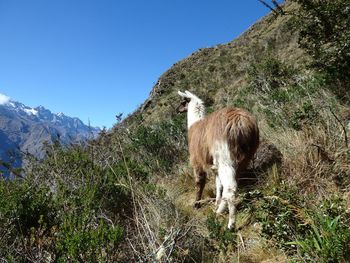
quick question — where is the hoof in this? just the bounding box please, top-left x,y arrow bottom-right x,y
193,201 -> 201,209
227,221 -> 235,231
216,201 -> 227,214
216,208 -> 224,214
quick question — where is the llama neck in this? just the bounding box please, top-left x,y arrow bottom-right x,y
187,100 -> 205,128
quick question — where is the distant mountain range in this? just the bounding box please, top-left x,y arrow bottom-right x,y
0,98 -> 100,177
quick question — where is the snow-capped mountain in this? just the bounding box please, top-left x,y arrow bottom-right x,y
0,98 -> 100,177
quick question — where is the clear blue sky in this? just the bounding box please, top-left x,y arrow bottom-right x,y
0,0 -> 279,128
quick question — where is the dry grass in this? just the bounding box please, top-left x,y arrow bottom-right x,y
146,94 -> 350,262
109,2 -> 350,261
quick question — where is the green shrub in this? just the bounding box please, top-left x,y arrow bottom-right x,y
0,140 -> 133,261
292,0 -> 350,102
206,213 -> 237,252
256,195 -> 308,251
292,0 -> 350,80
248,57 -> 297,92
126,115 -> 187,173
0,180 -> 56,233
290,101 -> 318,130
288,198 -> 350,262
56,212 -> 123,262
0,179 -> 57,260
291,214 -> 350,262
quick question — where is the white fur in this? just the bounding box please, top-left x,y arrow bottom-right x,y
177,91 -> 205,128
178,90 -> 239,230
214,141 -> 237,229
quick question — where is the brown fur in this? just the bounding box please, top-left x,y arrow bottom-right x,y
188,108 -> 259,205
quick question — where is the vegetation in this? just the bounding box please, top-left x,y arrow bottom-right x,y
293,0 -> 350,80
1,1 -> 350,262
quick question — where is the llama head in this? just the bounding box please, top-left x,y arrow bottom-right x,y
177,90 -> 205,127
176,92 -> 190,113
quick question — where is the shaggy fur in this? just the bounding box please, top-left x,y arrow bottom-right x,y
188,108 -> 259,172
178,90 -> 259,229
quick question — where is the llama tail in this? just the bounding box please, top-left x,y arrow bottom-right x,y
225,113 -> 259,164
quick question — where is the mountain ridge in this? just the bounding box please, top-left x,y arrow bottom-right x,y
1,1 -> 350,261
127,1 -> 303,127
0,97 -> 100,177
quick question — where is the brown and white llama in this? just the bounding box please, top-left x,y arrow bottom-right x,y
177,90 -> 259,229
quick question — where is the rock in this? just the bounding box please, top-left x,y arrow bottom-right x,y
240,141 -> 283,187
252,141 -> 283,172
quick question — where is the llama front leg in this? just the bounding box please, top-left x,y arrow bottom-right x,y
194,169 -> 206,209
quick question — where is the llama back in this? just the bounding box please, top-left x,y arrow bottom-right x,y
207,108 -> 259,165
188,107 -> 259,169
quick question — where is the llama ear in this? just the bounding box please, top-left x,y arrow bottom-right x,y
184,90 -> 195,98
178,91 -> 190,98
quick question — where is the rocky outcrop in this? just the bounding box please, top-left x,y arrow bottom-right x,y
240,141 -> 283,187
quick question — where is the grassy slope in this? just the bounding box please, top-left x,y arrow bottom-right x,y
1,2 -> 349,262
131,2 -> 303,125
119,1 -> 350,261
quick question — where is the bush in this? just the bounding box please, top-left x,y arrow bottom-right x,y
0,180 -> 56,232
0,142 -> 131,261
292,0 -> 350,80
291,214 -> 350,262
248,56 -> 297,92
255,193 -> 309,251
254,186 -> 350,262
290,101 -> 318,130
56,212 -> 123,262
206,213 -> 237,252
289,198 -> 350,262
113,114 -> 187,176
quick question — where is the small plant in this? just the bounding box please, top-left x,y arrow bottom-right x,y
292,0 -> 350,80
254,185 -> 309,252
206,213 -> 237,252
256,197 -> 306,251
56,214 -> 123,262
239,189 -> 264,210
291,215 -> 350,262
248,57 -> 297,92
271,89 -> 289,103
290,101 -> 318,130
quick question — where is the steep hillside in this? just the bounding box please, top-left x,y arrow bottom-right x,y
130,2 -> 303,125
112,1 -> 350,261
1,1 -> 349,262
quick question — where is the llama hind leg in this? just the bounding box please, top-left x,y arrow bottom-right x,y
226,182 -> 237,230
218,164 -> 237,229
215,175 -> 223,206
211,157 -> 218,170
216,197 -> 227,214
194,169 -> 206,209
215,142 -> 237,229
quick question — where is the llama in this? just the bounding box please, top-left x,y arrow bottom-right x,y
177,90 -> 259,229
